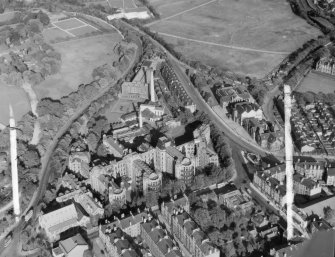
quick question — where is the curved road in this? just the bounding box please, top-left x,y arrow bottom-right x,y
121,21 -> 276,156
0,38 -> 140,256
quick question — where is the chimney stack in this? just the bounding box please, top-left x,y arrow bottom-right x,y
9,105 -> 20,222
150,68 -> 156,102
284,85 -> 294,240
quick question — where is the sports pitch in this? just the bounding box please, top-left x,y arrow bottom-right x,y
43,17 -> 101,43
148,0 -> 321,78
296,71 -> 335,94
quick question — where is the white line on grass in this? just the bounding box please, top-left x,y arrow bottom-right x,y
54,17 -> 86,27
156,32 -> 290,55
74,17 -> 101,31
52,23 -> 76,37
51,33 -> 114,45
66,24 -> 90,31
146,0 -> 217,27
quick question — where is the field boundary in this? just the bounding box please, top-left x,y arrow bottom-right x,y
155,31 -> 290,55
146,0 -> 217,27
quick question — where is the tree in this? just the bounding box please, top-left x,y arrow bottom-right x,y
97,143 -> 108,157
37,11 -> 50,26
87,132 -> 99,152
324,206 -> 335,220
37,98 -> 65,118
20,148 -> 40,168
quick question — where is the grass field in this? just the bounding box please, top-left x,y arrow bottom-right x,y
54,18 -> 85,30
296,71 -> 335,93
0,11 -> 17,23
70,26 -> 99,37
0,84 -> 30,125
107,0 -> 138,9
148,0 -> 321,78
35,33 -> 122,100
43,17 -> 101,43
43,27 -> 72,42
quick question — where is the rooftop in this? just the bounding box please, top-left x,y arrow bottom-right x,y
59,234 -> 87,254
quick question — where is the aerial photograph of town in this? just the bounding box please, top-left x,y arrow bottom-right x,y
1,0 -> 335,256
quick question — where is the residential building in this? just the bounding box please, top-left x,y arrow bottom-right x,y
103,135 -> 125,158
68,152 -> 90,179
109,181 -> 127,205
215,86 -> 254,108
293,174 -> 322,198
295,161 -> 325,181
52,234 -> 88,257
161,61 -> 196,113
99,226 -> 140,257
316,57 -> 335,75
257,131 -> 284,152
90,167 -> 109,195
160,196 -> 190,232
169,210 -> 220,257
74,192 -> 104,218
141,218 -> 183,257
327,167 -> 335,186
230,102 -> 263,125
103,211 -> 149,237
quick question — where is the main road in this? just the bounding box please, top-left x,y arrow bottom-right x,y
0,37 -> 141,257
120,21 -> 276,157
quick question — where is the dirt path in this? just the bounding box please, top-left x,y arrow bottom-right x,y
153,32 -> 290,55
21,83 -> 40,145
146,0 -> 218,27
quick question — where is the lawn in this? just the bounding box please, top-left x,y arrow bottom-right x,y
296,70 -> 335,93
43,27 -> 72,43
70,25 -> 99,37
107,0 -> 138,9
0,84 -> 30,125
148,0 -> 321,78
53,18 -> 86,30
34,33 -> 122,100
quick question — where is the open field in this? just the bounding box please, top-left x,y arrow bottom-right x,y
0,84 -> 30,125
148,0 -> 321,78
296,71 -> 335,93
43,17 -> 101,43
35,33 -> 122,100
107,0 -> 138,9
0,11 -> 17,23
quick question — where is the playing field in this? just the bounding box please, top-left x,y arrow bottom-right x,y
0,84 -> 30,125
43,17 -> 101,43
148,0 -> 321,78
107,0 -> 138,9
35,33 -> 122,100
296,70 -> 335,93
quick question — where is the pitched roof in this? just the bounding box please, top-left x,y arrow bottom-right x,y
59,234 -> 87,254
